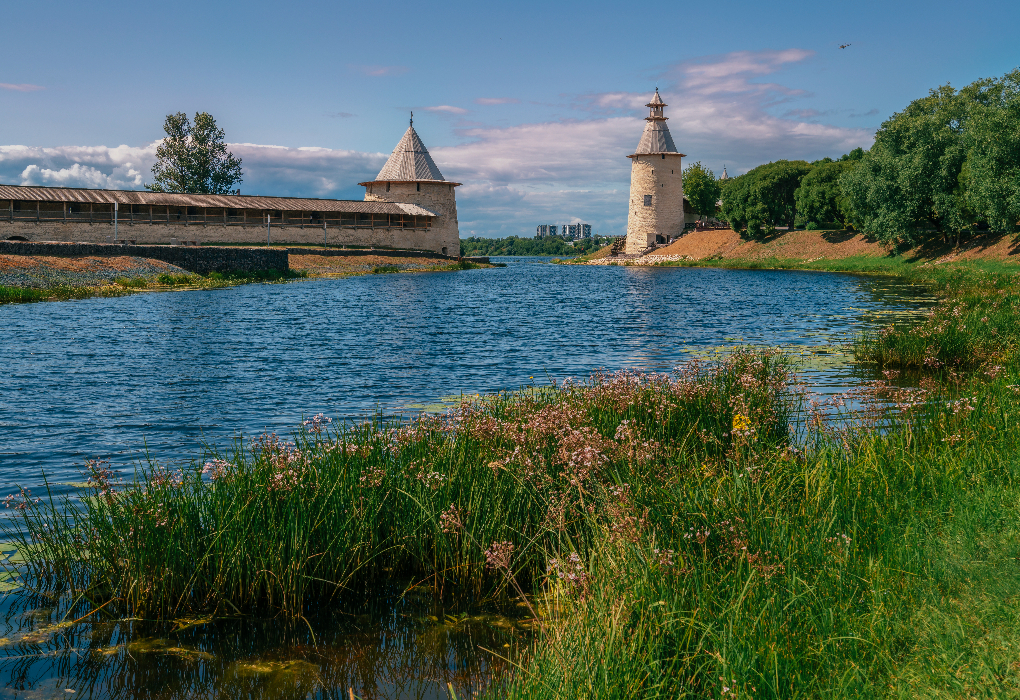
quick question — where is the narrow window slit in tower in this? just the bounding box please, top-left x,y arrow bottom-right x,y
644,195 -> 652,206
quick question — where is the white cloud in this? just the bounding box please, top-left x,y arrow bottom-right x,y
350,65 -> 408,77
423,105 -> 469,114
0,83 -> 44,92
1,144 -> 155,190
0,49 -> 876,237
0,142 -> 388,198
475,97 -> 519,105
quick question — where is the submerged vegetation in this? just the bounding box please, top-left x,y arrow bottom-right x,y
5,260 -> 1020,697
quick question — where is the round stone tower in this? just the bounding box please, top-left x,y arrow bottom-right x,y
360,116 -> 461,256
624,90 -> 686,254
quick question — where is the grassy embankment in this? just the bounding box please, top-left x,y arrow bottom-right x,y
4,262 -> 1020,696
0,269 -> 305,304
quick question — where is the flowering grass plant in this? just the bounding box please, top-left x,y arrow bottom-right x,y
5,350 -> 792,621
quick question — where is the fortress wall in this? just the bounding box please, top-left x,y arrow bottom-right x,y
625,155 -> 684,254
364,181 -> 460,256
0,219 -> 448,253
0,240 -> 289,274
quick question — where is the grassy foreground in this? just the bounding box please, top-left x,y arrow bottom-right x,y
5,265 -> 1020,697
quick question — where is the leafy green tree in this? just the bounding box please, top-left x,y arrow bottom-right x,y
682,162 -> 721,218
838,72 -> 1020,246
794,150 -> 864,228
962,69 -> 1020,234
460,235 -> 618,257
720,160 -> 812,239
838,85 -> 972,245
146,112 -> 243,194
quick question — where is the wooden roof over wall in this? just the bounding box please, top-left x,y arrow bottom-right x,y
0,184 -> 438,216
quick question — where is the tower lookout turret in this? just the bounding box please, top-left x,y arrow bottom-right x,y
360,116 -> 461,256
624,90 -> 686,254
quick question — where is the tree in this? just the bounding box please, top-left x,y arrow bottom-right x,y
720,160 -> 812,239
839,71 -> 1020,246
146,112 -> 243,194
793,150 -> 864,228
838,85 -> 971,245
682,161 -> 722,218
962,69 -> 1020,234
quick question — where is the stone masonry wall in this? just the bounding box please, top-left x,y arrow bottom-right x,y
0,240 -> 288,274
0,219 -> 448,253
363,181 -> 460,256
625,154 -> 684,254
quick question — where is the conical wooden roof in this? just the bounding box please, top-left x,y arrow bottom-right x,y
634,120 -> 678,154
631,89 -> 682,155
374,125 -> 446,182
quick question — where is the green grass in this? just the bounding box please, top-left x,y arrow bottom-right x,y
0,284 -> 121,303
0,269 -> 308,304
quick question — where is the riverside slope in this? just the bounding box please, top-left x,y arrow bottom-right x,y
580,228 -> 1020,268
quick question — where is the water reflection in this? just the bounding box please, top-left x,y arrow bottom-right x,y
0,581 -> 528,699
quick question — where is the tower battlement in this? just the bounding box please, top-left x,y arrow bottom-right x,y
359,117 -> 461,256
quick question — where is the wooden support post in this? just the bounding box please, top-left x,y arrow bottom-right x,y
63,201 -> 66,223
36,201 -> 40,222
149,205 -> 153,224
90,203 -> 93,223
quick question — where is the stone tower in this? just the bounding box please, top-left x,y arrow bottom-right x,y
624,90 -> 686,254
360,116 -> 461,256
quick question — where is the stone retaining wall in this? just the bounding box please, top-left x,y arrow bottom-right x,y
0,241 -> 289,274
0,219 -> 452,254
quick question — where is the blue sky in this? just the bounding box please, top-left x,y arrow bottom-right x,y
2,0 -> 1017,237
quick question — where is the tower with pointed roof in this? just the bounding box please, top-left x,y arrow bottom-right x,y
624,90 -> 686,254
360,115 -> 461,256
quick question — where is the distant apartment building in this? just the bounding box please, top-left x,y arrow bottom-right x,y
535,223 -> 592,239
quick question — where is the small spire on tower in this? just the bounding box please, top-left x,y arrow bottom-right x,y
410,111 -> 413,127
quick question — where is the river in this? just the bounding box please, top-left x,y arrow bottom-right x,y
0,258 -> 931,699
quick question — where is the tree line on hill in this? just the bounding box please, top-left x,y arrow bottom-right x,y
460,235 -> 617,257
718,68 -> 1020,246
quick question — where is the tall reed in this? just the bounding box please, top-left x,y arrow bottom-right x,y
5,350 -> 793,619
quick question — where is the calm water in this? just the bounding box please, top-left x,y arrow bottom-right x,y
0,258 -> 933,698
1,258 -> 930,495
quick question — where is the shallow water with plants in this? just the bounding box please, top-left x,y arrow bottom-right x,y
0,260 -> 940,698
